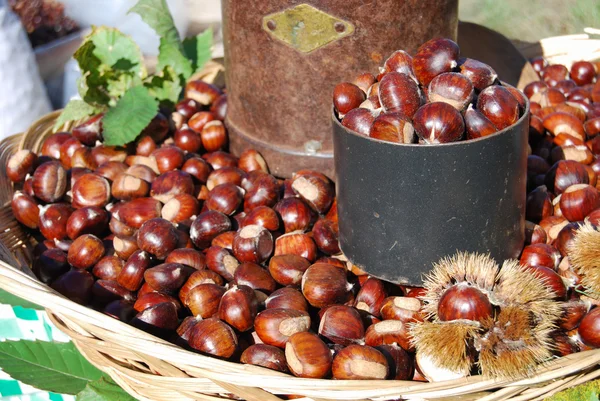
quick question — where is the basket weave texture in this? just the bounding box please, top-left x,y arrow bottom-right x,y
1,51 -> 600,401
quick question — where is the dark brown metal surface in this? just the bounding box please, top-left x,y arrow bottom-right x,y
222,0 -> 459,178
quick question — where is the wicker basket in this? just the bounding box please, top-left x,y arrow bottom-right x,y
1,49 -> 600,401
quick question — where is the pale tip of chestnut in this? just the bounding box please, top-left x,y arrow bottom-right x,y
416,351 -> 468,382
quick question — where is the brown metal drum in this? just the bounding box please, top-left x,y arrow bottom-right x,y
222,0 -> 459,178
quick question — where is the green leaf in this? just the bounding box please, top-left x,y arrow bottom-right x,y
0,340 -> 103,395
102,86 -> 159,146
54,100 -> 103,130
145,65 -> 182,106
129,0 -> 194,79
183,27 -> 213,74
89,27 -> 145,77
76,377 -> 136,401
0,289 -> 43,310
546,379 -> 600,401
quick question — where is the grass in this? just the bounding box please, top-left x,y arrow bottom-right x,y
459,0 -> 600,42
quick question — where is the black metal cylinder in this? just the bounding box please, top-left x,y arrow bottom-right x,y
332,102 -> 530,285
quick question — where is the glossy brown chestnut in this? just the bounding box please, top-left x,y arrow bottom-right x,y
285,332 -> 332,378
376,344 -> 415,380
51,269 -> 94,305
137,218 -> 178,260
254,308 -> 311,348
72,114 -> 103,145
201,120 -> 227,152
11,192 -> 40,229
71,173 -> 111,209
378,72 -> 421,117
185,80 -> 222,106
178,269 -> 225,304
238,149 -> 269,174
464,105 -> 498,140
92,255 -> 124,280
428,72 -> 474,111
174,127 -> 202,153
526,185 -> 554,223
524,221 -> 548,245
188,318 -> 238,359
437,284 -> 493,322
203,151 -> 238,170
131,302 -> 179,337
240,344 -> 288,372
6,149 -> 37,182
150,170 -> 195,204
126,164 -> 157,183
265,287 -> 309,312
578,307 -> 600,348
542,64 -> 569,86
32,161 -> 67,203
412,38 -> 460,86
161,194 -> 199,224
545,160 -> 589,195
364,319 -> 413,351
117,250 -> 152,291
301,263 -> 353,308
341,108 -> 377,137
290,172 -> 334,215
114,197 -> 162,229
319,305 -> 365,345
66,206 -> 109,239
413,102 -> 465,144
33,249 -> 69,284
332,344 -> 388,380
92,279 -> 135,305
274,231 -> 318,262
520,243 -> 561,270
40,132 -> 71,160
218,285 -> 259,332
268,254 -> 311,287
205,246 -> 238,281
543,112 -> 585,141
354,278 -> 387,317
232,225 -> 274,264
476,85 -> 520,130
526,265 -> 567,300
333,82 -> 366,116
104,300 -> 136,322
111,173 -> 150,201
234,262 -> 276,294
274,197 -> 316,233
190,210 -> 232,249
570,61 -> 596,86
39,203 -> 73,240
369,112 -> 415,144
185,283 -> 225,318
144,262 -> 193,294
458,58 -> 498,91
165,248 -> 206,270
559,184 -> 600,222
67,234 -> 105,269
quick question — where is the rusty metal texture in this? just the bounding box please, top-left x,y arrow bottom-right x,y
222,0 -> 459,178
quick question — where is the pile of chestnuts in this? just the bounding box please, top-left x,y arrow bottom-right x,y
5,38 -> 600,384
333,37 -> 526,144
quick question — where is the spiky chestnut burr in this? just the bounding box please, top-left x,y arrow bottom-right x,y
568,222 -> 600,298
410,252 -> 561,380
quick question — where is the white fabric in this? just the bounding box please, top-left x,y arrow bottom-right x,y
0,1 -> 52,141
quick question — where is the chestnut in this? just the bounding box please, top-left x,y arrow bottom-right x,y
274,231 -> 318,262
341,108 -> 377,136
174,127 -> 202,153
234,262 -> 276,294
95,161 -> 128,182
290,171 -> 334,214
150,170 -> 195,204
144,262 -> 193,294
185,283 -> 225,318
92,255 -> 124,280
126,164 -> 157,183
301,263 -> 353,308
218,285 -> 258,332
265,287 -> 308,312
240,344 -> 288,372
92,279 -> 135,306
190,210 -> 232,249
205,246 -> 238,281
520,243 -> 561,270
332,344 -> 388,380
104,300 -> 136,322
117,250 -> 152,291
543,112 -> 585,141
559,184 -> 600,222
428,72 -> 474,111
238,149 -> 269,174
207,167 -> 245,191
131,302 -> 179,338
113,197 -> 162,229
333,82 -> 366,116
111,173 -> 150,201
476,85 -> 520,130
254,308 -> 311,348
376,344 -> 414,380
136,136 -> 157,156
185,80 -> 222,106
210,94 -> 227,121
205,183 -> 244,216
11,192 -> 40,229
71,173 -> 111,209
33,249 -> 69,284
544,160 -> 589,195
40,132 -> 71,160
113,235 -> 139,260
542,64 -> 569,86
413,102 -> 465,144
464,105 -> 498,139
354,277 -> 387,317
32,161 -> 67,203
51,269 -> 94,305
152,146 -> 184,174
378,72 -> 421,117
526,185 -> 553,223
201,120 -> 228,152
161,194 -> 199,224
66,206 -> 109,239
438,284 -> 493,322
526,265 -> 567,300
181,157 -> 212,184
458,58 -> 497,91
67,234 -> 105,269
524,221 -> 548,245
72,114 -> 103,145
6,149 -> 37,182
133,292 -> 180,314
412,38 -> 460,86
203,151 -> 239,170
318,305 -> 365,345
188,111 -> 216,133
243,173 -> 280,211
274,197 -> 316,233
285,332 -> 332,378
268,254 -> 311,286
232,225 -> 274,264
165,248 -> 206,270
578,307 -> 600,348
364,319 -> 413,351
369,112 -> 415,144
137,218 -> 178,260
39,203 -> 73,241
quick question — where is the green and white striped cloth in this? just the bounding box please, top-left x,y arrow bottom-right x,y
0,304 -> 74,401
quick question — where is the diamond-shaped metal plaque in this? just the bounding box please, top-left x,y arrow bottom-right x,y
262,4 -> 354,53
